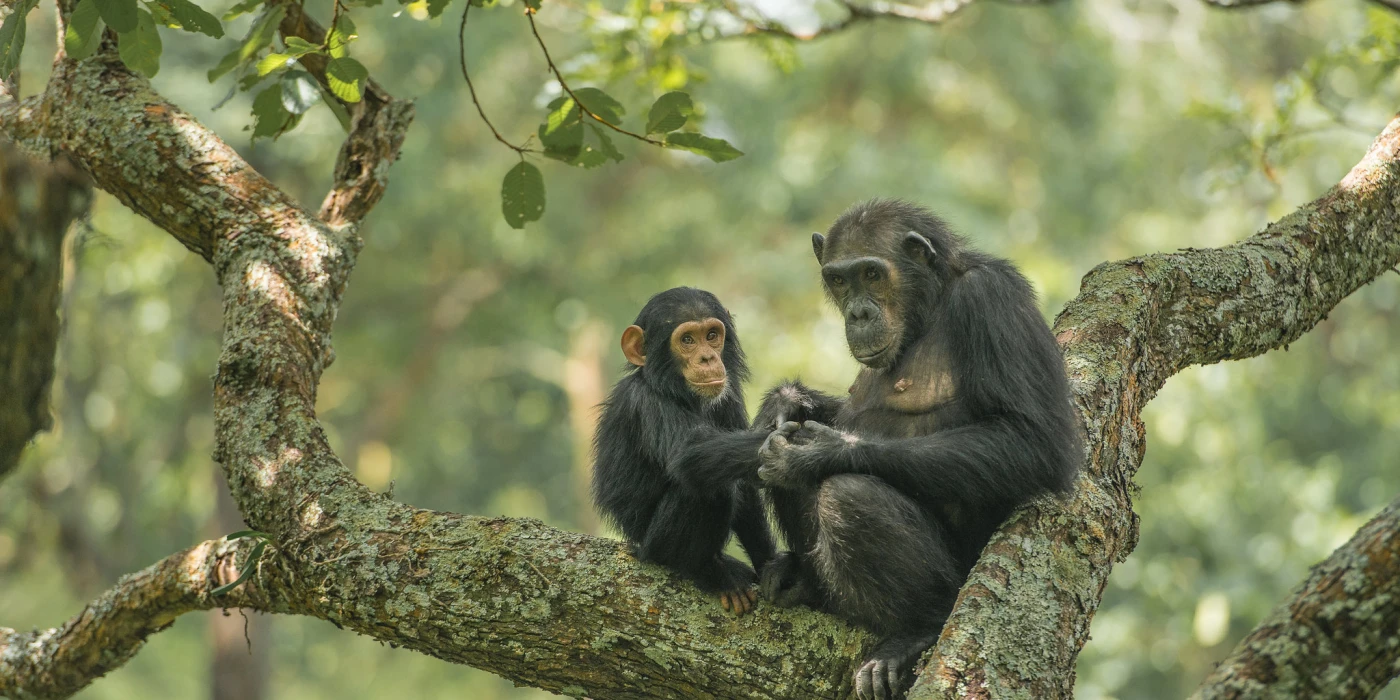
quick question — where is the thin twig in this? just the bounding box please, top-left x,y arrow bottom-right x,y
459,2 -> 534,154
524,9 -> 663,146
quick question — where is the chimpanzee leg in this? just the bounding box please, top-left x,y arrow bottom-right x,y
636,489 -> 737,592
810,474 -> 962,700
759,484 -> 826,608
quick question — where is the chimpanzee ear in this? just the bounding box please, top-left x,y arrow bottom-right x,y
903,231 -> 936,265
620,325 -> 647,367
811,233 -> 825,263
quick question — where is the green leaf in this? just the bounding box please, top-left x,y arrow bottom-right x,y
95,0 -> 139,33
467,0 -> 497,7
665,132 -> 743,163
571,125 -> 615,169
589,123 -> 623,163
280,69 -> 319,114
220,0 -> 263,20
325,56 -> 367,103
209,3 -> 284,82
117,8 -> 162,78
65,0 -> 104,60
211,539 -> 267,596
256,52 -> 292,76
225,530 -> 272,540
251,83 -> 293,138
426,0 -> 451,17
152,0 -> 223,37
539,104 -> 583,163
326,15 -> 355,59
0,0 -> 38,79
501,161 -> 545,229
522,0 -> 540,9
319,82 -> 352,131
571,86 -> 624,124
283,36 -> 321,56
645,91 -> 692,134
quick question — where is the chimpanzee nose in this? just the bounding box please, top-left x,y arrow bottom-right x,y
848,306 -> 872,324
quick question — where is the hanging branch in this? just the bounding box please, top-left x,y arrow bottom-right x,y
523,8 -> 664,146
459,2 -> 535,155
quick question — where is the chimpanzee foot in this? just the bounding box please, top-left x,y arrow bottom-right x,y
719,587 -> 759,615
854,655 -> 906,700
758,552 -> 821,608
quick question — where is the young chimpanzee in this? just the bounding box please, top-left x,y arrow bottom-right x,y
592,287 -> 776,614
754,199 -> 1081,698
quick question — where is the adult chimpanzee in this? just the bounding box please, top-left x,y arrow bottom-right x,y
754,199 -> 1081,698
592,287 -> 776,614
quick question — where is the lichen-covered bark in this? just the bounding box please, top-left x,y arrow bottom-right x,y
0,141 -> 90,479
910,116 -> 1400,699
1191,494 -> 1400,700
0,537 -> 284,700
3,13 -> 1400,700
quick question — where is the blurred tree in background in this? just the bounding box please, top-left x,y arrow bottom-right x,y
1,0 -> 1398,697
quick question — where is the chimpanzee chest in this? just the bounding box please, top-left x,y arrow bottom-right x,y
836,364 -> 961,438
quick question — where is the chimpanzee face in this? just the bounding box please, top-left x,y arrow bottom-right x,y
620,306 -> 730,401
667,318 -> 728,399
813,224 -> 936,371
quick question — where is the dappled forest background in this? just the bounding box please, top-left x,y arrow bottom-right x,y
2,0 -> 1399,697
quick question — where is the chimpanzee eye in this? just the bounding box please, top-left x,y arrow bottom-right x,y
829,275 -> 845,286
865,267 -> 880,282
682,334 -> 695,345
706,330 -> 719,341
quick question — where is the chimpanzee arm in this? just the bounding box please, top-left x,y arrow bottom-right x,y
754,380 -> 845,432
732,484 -> 776,570
631,396 -> 769,493
772,418 -> 1072,509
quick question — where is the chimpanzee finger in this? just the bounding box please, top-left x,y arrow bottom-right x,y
887,662 -> 901,698
746,588 -> 758,605
873,660 -> 890,700
720,592 -> 731,612
855,662 -> 875,700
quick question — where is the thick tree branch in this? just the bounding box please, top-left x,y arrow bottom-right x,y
1192,494 -> 1400,699
276,2 -> 415,226
0,537 -> 287,699
909,115 -> 1400,698
9,3 -> 1400,695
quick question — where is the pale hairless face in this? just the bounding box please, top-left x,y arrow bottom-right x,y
619,316 -> 729,400
669,318 -> 727,398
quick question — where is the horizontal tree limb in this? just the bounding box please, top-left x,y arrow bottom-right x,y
0,537 -> 284,699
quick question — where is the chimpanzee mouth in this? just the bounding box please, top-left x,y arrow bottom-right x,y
854,344 -> 892,364
689,379 -> 726,387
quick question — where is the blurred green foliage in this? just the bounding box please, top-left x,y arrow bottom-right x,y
2,0 -> 1399,698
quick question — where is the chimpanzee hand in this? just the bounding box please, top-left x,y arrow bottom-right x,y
754,381 -> 819,432
757,421 -> 804,487
758,421 -> 850,488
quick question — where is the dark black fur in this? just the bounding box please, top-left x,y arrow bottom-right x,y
754,200 -> 1081,699
592,287 -> 776,598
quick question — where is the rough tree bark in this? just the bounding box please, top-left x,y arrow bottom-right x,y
1,4 -> 1399,700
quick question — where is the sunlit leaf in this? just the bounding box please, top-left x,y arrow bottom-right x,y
645,91 -> 692,134
665,132 -> 743,162
0,0 -> 39,78
65,0 -> 104,60
256,52 -> 293,76
208,4 -> 284,82
117,8 -> 162,78
280,70 -> 320,114
284,36 -> 321,56
94,0 -> 139,33
501,161 -> 545,229
326,56 -> 367,103
572,86 -> 624,124
326,15 -> 355,59
540,97 -> 583,161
